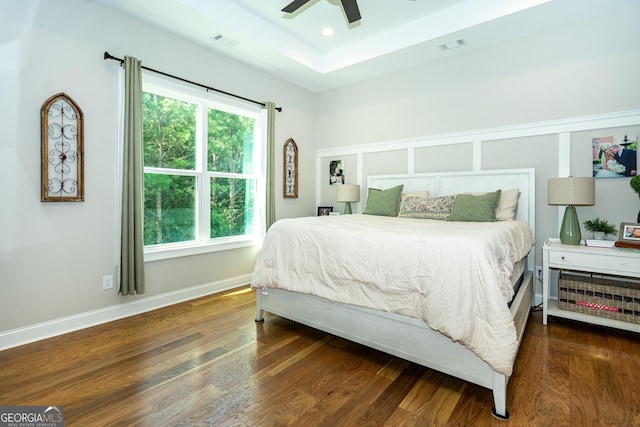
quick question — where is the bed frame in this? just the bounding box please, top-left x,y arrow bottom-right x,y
255,168 -> 536,420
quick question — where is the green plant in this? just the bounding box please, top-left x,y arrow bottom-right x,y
583,217 -> 617,235
630,175 -> 640,194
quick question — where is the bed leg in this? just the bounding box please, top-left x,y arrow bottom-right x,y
255,290 -> 264,323
491,372 -> 510,420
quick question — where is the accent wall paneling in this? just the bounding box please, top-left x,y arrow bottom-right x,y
316,109 -> 640,211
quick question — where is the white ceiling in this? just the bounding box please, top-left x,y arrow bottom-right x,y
96,0 -> 611,92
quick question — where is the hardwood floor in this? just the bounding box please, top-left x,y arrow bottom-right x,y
1,286 -> 639,426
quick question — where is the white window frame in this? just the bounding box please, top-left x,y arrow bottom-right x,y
137,73 -> 266,262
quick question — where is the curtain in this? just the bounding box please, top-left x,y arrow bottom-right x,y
264,102 -> 276,230
120,56 -> 146,295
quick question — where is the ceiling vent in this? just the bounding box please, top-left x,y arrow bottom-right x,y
438,38 -> 467,50
211,34 -> 238,48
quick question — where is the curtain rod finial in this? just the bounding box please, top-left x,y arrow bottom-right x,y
104,51 -> 118,61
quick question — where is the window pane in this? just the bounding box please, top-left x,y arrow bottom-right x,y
144,174 -> 196,245
208,109 -> 255,173
210,177 -> 255,238
142,92 -> 197,170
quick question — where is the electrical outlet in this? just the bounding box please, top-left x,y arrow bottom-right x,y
535,266 -> 543,283
102,275 -> 114,290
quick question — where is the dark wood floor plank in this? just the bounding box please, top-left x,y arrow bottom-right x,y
1,287 -> 639,426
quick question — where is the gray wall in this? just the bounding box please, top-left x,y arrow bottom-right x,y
315,2 -> 639,149
2,0 -> 639,342
313,1 -> 640,298
0,0 -> 315,335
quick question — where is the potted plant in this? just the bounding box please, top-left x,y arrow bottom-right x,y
583,218 -> 617,240
631,175 -> 640,222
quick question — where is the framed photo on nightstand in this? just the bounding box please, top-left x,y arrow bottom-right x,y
619,222 -> 640,243
317,206 -> 333,216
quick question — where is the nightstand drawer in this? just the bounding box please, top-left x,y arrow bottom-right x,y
548,250 -> 640,276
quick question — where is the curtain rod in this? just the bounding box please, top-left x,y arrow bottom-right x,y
103,51 -> 282,112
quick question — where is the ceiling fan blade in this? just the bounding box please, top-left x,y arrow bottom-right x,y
282,0 -> 311,13
340,0 -> 361,23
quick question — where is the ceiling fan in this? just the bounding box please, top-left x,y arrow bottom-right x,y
282,0 -> 362,24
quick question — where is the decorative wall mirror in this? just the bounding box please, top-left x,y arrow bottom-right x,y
41,92 -> 84,202
283,138 -> 298,198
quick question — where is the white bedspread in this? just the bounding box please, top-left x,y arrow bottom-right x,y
251,214 -> 535,376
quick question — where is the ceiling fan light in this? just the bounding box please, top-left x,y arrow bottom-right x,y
322,27 -> 335,36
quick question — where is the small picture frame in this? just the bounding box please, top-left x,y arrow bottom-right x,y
618,222 -> 640,243
317,206 -> 333,216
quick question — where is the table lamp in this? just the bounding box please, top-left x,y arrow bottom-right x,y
336,184 -> 360,214
548,177 -> 595,245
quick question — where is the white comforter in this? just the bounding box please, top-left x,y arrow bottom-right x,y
251,214 -> 535,376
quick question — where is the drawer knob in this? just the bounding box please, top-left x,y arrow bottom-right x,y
561,256 -> 565,260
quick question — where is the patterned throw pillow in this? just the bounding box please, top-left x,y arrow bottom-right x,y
398,194 -> 455,220
398,191 -> 429,217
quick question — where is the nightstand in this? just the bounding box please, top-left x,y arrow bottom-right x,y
542,238 -> 640,333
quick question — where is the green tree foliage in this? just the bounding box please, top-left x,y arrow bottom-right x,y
143,93 -> 196,169
207,109 -> 255,239
144,174 -> 195,244
141,92 -> 257,244
142,93 -> 197,245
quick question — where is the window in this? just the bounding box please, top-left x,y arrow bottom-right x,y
140,74 -> 265,259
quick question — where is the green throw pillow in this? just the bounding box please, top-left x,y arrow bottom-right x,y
447,190 -> 501,222
363,185 -> 404,217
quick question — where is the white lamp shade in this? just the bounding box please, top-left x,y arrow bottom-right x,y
548,177 -> 595,206
336,184 -> 360,203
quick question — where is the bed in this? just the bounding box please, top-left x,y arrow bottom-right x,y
252,168 -> 536,419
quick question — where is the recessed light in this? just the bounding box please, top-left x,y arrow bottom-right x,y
322,27 -> 334,36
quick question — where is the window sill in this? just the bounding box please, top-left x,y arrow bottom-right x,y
144,235 -> 263,262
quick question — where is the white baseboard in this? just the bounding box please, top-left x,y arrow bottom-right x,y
533,292 -> 543,307
0,274 -> 252,351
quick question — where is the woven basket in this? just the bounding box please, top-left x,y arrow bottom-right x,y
558,273 -> 640,324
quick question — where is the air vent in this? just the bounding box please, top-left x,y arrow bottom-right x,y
211,34 -> 238,48
438,39 -> 467,50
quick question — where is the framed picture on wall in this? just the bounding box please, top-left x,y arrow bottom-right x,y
329,160 -> 344,185
592,134 -> 637,178
317,206 -> 333,216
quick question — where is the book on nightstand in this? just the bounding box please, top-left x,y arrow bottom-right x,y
614,240 -> 640,250
585,239 -> 615,248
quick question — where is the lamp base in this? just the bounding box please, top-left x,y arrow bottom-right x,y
343,202 -> 352,215
559,206 -> 581,245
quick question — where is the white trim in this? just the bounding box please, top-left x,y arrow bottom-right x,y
144,237 -> 262,262
407,146 -> 415,174
0,275 -> 251,351
472,139 -> 482,171
556,132 -> 572,234
315,155 -> 323,209
316,109 -> 640,158
558,132 -> 571,176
